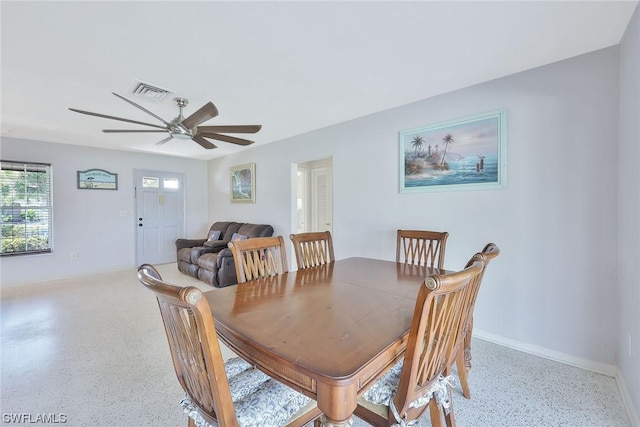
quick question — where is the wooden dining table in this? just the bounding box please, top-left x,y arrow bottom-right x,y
204,257 -> 447,426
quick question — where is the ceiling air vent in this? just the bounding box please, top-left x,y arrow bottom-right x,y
127,80 -> 175,103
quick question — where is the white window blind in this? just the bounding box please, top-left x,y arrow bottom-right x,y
1,160 -> 53,256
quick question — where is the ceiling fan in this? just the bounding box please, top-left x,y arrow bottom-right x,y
69,93 -> 261,149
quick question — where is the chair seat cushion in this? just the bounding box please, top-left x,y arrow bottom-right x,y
362,359 -> 405,405
180,357 -> 312,427
361,358 -> 455,414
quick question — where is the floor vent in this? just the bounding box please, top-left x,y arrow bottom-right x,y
127,80 -> 175,103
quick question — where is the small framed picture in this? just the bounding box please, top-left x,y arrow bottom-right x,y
230,163 -> 255,203
77,169 -> 118,190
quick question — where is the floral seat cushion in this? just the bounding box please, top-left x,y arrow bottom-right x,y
361,359 -> 455,424
180,357 -> 312,427
362,359 -> 405,405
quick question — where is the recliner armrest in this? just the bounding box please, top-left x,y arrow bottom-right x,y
175,238 -> 207,251
216,248 -> 233,268
216,248 -> 239,287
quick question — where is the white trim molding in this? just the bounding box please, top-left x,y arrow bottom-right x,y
474,329 -> 617,376
616,370 -> 640,427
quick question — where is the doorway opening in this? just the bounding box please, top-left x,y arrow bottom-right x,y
292,157 -> 333,235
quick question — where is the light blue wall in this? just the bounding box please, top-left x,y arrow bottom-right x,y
617,3 -> 640,420
209,47 -> 621,369
0,138 -> 209,286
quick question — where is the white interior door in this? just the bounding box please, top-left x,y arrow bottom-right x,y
311,167 -> 333,233
135,170 -> 185,265
296,170 -> 308,233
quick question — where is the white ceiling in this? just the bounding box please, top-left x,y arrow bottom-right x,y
1,1 -> 637,160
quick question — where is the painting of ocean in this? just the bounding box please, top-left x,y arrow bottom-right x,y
399,110 -> 506,192
405,154 -> 499,187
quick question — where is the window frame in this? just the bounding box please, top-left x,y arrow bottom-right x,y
1,160 -> 53,257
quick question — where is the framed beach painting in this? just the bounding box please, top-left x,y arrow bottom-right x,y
230,163 -> 255,203
399,109 -> 507,193
77,169 -> 118,190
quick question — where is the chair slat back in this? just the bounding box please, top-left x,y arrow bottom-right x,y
137,264 -> 239,426
229,236 -> 288,283
451,243 -> 500,400
393,260 -> 483,418
396,230 -> 449,268
459,243 -> 500,339
289,231 -> 335,269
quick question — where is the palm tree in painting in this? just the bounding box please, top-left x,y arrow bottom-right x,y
410,135 -> 424,156
440,133 -> 454,167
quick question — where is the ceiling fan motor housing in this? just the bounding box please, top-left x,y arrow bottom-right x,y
169,117 -> 193,139
169,97 -> 194,139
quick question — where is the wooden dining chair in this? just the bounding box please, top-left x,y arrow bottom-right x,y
228,236 -> 288,283
289,231 -> 335,270
396,229 -> 449,269
354,259 -> 484,427
448,243 -> 500,399
137,264 -> 320,427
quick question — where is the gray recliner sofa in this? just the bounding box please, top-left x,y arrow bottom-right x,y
175,221 -> 274,287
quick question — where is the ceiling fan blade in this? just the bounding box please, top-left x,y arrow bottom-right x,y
197,132 -> 254,146
112,92 -> 170,126
69,108 -> 167,129
156,136 -> 174,146
103,129 -> 168,133
196,125 -> 262,134
182,102 -> 219,129
192,135 -> 217,149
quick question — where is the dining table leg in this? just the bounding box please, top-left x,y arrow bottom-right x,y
316,381 -> 357,427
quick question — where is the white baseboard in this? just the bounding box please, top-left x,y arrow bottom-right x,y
615,369 -> 640,427
474,329 -> 640,426
473,328 -> 617,376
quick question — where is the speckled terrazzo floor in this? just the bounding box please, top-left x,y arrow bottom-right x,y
1,264 -> 631,426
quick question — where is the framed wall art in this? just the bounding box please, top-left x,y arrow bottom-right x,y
230,163 -> 255,203
77,169 -> 118,190
399,109 -> 507,193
